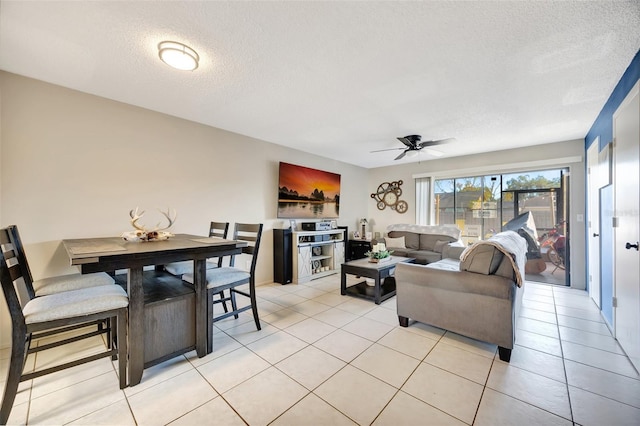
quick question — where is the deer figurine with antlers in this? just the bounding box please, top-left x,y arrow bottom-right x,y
122,207 -> 177,241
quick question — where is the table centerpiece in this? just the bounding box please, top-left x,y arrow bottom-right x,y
365,242 -> 393,263
121,207 -> 176,242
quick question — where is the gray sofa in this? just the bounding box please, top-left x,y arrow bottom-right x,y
395,231 -> 527,362
384,224 -> 462,264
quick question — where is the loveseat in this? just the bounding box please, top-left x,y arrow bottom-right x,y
395,231 -> 527,361
384,224 -> 463,264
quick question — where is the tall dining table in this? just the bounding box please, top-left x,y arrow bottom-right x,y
62,233 -> 246,386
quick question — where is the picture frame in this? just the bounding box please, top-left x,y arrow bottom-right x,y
353,231 -> 360,239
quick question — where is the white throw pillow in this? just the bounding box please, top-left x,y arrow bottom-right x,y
385,236 -> 406,249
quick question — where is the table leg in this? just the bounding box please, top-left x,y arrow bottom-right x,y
127,267 -> 144,386
341,270 -> 347,295
374,276 -> 381,304
194,259 -> 207,357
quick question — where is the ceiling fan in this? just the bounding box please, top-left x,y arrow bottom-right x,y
371,135 -> 454,160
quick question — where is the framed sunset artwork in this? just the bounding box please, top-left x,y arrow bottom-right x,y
277,162 -> 340,219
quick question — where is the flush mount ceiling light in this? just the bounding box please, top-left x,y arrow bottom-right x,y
158,41 -> 199,71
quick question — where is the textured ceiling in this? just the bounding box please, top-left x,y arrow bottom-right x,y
1,1 -> 639,168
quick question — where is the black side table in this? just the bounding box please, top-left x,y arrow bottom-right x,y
349,239 -> 372,260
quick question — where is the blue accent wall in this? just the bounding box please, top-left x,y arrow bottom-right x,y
584,49 -> 639,325
586,50 -> 640,151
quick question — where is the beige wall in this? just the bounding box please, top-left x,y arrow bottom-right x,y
0,72 -> 369,347
366,140 -> 586,290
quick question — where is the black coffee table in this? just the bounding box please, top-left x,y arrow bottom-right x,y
341,256 -> 415,304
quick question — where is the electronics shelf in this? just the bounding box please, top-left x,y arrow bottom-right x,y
292,229 -> 345,283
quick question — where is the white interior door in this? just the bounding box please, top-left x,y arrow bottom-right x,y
614,81 -> 640,371
587,140 -> 602,307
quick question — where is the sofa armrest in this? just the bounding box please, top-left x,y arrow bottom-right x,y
395,262 -> 521,351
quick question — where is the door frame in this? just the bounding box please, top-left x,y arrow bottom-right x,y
613,80 -> 640,371
587,139 -> 602,307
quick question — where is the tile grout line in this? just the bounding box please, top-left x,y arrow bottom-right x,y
552,286 -> 576,425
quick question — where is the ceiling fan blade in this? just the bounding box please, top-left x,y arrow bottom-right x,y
370,147 -> 405,153
418,137 -> 455,148
394,150 -> 407,160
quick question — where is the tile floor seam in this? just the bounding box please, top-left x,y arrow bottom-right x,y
265,391 -> 316,426
215,392 -> 254,426
368,388 -> 402,425
164,395 -> 220,426
482,385 -> 575,423
564,357 -> 640,382
246,335 -> 310,366
565,381 -> 640,411
420,361 -> 487,391
569,358 -> 640,382
197,349 -> 270,396
553,288 -> 575,425
67,395 -> 131,425
306,389 -> 360,425
270,352 -> 347,393
560,336 -> 632,357
131,363 -> 213,398
396,385 -> 472,425
28,368 -> 118,404
436,339 -> 498,361
196,365 -> 285,423
470,345 -> 498,425
347,349 -> 416,391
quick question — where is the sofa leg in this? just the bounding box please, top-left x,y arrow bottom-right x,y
498,346 -> 512,362
398,316 -> 409,327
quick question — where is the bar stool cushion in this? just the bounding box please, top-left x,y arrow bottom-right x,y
164,260 -> 220,277
33,272 -> 115,296
23,285 -> 129,324
183,267 -> 250,289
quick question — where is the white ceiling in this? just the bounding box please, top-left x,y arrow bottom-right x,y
1,1 -> 639,168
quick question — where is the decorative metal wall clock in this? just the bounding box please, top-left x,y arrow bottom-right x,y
371,180 -> 408,213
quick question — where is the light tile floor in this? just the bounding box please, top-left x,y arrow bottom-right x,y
2,277 -> 640,425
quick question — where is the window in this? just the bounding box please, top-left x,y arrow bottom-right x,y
430,169 -> 563,245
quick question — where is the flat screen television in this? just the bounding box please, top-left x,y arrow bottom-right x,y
277,162 -> 340,219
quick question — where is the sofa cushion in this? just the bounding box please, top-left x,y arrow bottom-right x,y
384,236 -> 406,249
494,255 -> 517,280
407,250 -> 441,264
460,245 -> 504,275
434,240 -> 450,253
387,248 -> 410,257
419,234 -> 456,251
388,231 -> 419,249
425,258 -> 460,271
442,244 -> 465,260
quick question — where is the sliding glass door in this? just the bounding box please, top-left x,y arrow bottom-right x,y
432,169 -> 568,285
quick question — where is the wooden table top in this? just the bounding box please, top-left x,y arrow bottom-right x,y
63,234 -> 246,265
